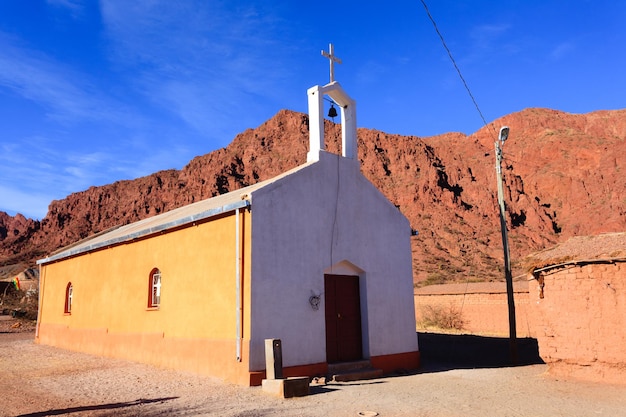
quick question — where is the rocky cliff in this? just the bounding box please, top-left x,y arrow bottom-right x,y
1,107 -> 625,285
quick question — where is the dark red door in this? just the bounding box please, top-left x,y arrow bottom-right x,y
324,274 -> 363,363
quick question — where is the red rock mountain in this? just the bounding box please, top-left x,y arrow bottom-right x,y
1,108 -> 625,285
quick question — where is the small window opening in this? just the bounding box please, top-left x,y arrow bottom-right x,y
148,268 -> 161,308
64,282 -> 73,314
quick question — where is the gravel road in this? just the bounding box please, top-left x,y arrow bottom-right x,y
1,319 -> 625,417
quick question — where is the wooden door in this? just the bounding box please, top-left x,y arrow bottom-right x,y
324,274 -> 363,363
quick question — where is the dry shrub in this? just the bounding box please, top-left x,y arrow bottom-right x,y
419,304 -> 465,331
0,287 -> 39,320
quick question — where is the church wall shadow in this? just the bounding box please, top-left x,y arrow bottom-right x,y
417,332 -> 544,373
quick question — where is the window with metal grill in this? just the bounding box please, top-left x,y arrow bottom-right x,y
148,268 -> 161,308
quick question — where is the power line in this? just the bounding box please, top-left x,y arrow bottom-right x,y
419,0 -> 497,137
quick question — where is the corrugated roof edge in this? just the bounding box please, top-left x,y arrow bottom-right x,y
37,199 -> 250,266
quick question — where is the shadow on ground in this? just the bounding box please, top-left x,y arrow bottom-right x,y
16,397 -> 179,417
417,332 -> 544,373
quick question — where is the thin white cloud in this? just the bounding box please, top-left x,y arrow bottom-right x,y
99,0 -> 293,136
0,135 -> 97,204
356,60 -> 387,85
462,23 -> 515,66
470,23 -> 511,49
0,31 -> 141,127
46,0 -> 86,20
0,184 -> 52,219
549,42 -> 575,61
0,134 -> 193,220
100,1 -> 281,80
46,0 -> 83,11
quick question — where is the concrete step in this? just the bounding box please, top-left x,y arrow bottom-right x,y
328,360 -> 384,382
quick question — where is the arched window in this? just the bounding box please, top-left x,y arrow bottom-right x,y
64,282 -> 73,314
148,268 -> 161,308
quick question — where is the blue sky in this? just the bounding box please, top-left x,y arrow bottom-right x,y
1,1 -> 624,220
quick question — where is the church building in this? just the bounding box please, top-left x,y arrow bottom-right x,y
36,48 -> 420,385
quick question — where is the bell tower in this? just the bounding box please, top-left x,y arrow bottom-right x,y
307,44 -> 357,164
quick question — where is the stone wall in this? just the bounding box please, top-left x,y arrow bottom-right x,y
414,281 -> 533,337
528,261 -> 626,384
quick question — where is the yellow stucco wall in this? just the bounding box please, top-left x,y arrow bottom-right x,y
37,210 -> 253,384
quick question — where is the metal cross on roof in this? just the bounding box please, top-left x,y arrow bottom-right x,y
321,43 -> 342,83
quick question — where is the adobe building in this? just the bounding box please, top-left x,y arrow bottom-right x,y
36,68 -> 420,385
526,232 -> 626,384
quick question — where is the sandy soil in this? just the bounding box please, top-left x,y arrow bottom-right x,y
2,318 -> 625,417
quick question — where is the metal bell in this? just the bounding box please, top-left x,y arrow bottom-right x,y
328,104 -> 338,119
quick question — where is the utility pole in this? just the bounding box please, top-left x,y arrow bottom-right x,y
495,126 -> 518,364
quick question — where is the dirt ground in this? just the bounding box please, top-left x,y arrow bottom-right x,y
1,317 -> 625,417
